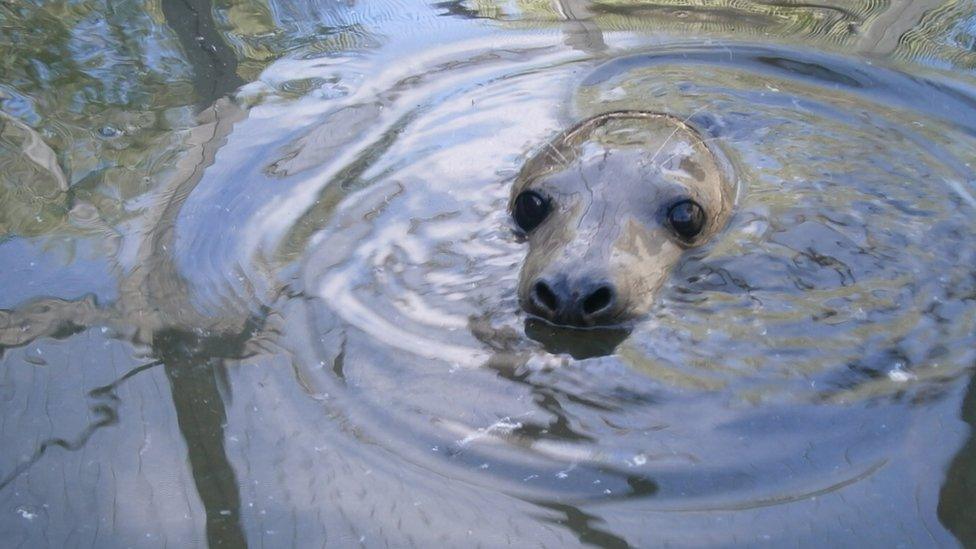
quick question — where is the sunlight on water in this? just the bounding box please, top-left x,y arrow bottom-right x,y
2,0 -> 976,546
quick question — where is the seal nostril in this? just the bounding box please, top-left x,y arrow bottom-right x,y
582,286 -> 614,316
533,281 -> 559,313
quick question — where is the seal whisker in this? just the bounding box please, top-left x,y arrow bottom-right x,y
649,105 -> 709,166
656,135 -> 729,168
545,141 -> 570,167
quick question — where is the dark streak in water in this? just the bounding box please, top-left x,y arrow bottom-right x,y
0,359 -> 163,491
160,0 -> 244,105
756,56 -> 862,88
532,501 -> 632,548
938,370 -> 976,546
646,459 -> 887,513
156,327 -> 253,548
332,333 -> 348,380
432,0 -> 494,20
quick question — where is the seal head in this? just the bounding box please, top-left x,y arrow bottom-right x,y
510,111 -> 735,327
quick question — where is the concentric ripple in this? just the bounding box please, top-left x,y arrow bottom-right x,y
6,0 -> 976,546
244,40 -> 976,523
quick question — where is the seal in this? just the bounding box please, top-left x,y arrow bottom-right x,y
510,111 -> 736,327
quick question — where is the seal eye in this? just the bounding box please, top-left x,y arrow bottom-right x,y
513,191 -> 550,232
667,199 -> 706,240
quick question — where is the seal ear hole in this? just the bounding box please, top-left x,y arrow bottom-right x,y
582,286 -> 614,316
667,199 -> 706,240
513,190 -> 550,232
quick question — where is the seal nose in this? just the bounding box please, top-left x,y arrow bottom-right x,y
529,276 -> 619,326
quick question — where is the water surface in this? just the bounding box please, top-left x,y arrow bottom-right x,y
2,0 -> 976,546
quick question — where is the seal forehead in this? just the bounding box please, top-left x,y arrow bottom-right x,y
575,115 -> 718,182
514,111 -> 726,194
575,115 -> 696,148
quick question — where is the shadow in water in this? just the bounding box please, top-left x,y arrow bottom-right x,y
938,369 -> 976,546
154,325 -> 258,547
533,501 -> 631,548
524,317 -> 630,360
554,0 -> 606,54
432,0 -> 492,20
0,359 -> 162,491
161,0 -> 244,105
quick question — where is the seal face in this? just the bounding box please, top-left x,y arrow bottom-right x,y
510,111 -> 735,327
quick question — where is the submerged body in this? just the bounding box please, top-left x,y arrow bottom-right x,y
511,111 -> 736,326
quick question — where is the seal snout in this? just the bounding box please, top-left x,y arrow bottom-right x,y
527,274 -> 620,327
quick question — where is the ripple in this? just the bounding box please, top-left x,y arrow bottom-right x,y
251,41 -> 976,510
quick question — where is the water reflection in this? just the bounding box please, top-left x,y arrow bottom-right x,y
523,318 -> 629,359
0,359 -> 161,492
155,328 -> 249,547
939,372 -> 976,546
532,501 -> 632,548
1,0 -> 976,546
161,0 -> 244,105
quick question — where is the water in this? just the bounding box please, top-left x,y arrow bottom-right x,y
2,0 -> 976,546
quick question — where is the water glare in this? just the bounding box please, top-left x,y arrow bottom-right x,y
2,0 -> 976,546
